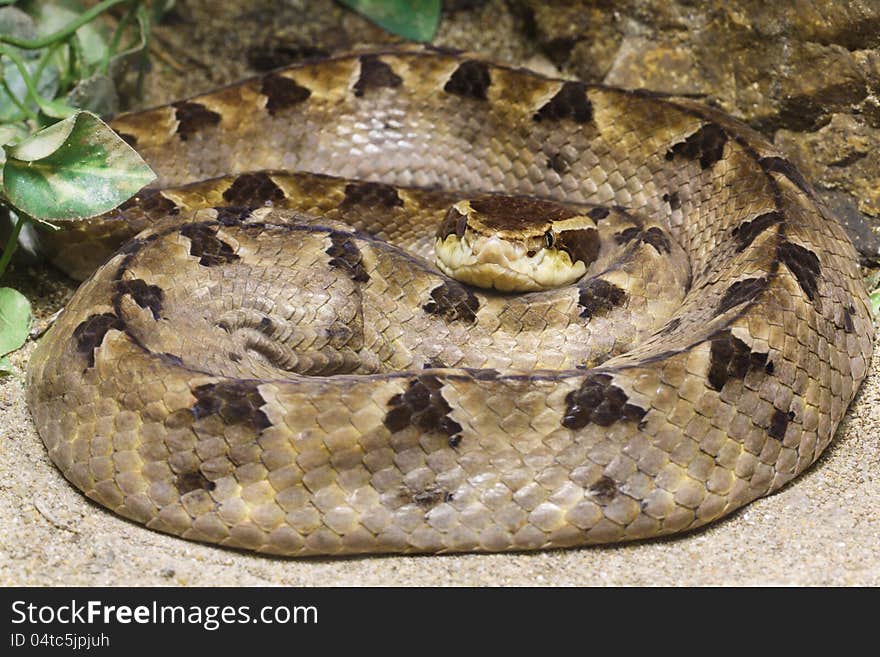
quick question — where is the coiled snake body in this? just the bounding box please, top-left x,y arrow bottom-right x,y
27,49 -> 874,555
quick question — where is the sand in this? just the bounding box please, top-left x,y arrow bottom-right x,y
1,263 -> 878,587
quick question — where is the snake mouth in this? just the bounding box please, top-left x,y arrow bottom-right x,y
434,233 -> 588,292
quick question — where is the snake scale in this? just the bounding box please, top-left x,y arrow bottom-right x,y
27,48 -> 874,556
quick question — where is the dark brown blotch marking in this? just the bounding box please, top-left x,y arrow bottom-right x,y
578,278 -> 626,319
588,206 -> 610,221
173,101 -> 221,141
768,409 -> 795,440
641,227 -> 672,254
326,231 -> 369,283
546,152 -> 569,174
534,81 -> 593,123
260,73 -> 311,115
180,223 -> 239,267
665,123 -> 727,169
777,240 -> 821,301
117,190 -> 179,221
137,191 -> 179,217
354,55 -> 402,97
614,226 -> 640,245
223,172 -> 285,206
732,211 -> 783,252
423,281 -> 479,323
114,279 -> 164,319
760,156 -> 812,196
663,192 -> 681,211
384,375 -> 463,440
589,476 -> 618,503
615,227 -> 670,254
73,313 -> 124,367
556,227 -> 599,266
191,380 -> 270,432
116,234 -> 158,264
842,305 -> 855,333
341,181 -> 403,210
717,277 -> 768,314
707,330 -> 768,391
469,195 -> 578,232
176,470 -> 216,495
437,207 -> 468,239
214,207 -> 252,226
443,60 -> 491,100
563,373 -> 647,429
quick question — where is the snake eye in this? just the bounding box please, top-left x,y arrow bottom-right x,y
544,231 -> 554,248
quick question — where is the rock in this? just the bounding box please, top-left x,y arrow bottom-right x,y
604,37 -> 706,95
775,114 -> 880,216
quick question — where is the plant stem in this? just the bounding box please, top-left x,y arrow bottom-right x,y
0,77 -> 36,121
0,44 -> 75,117
102,2 -> 137,73
69,33 -> 86,82
0,0 -> 131,50
33,40 -> 63,91
0,212 -> 25,280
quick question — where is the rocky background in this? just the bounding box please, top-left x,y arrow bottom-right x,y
130,0 -> 880,263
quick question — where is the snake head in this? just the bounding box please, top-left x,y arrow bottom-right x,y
434,195 -> 600,292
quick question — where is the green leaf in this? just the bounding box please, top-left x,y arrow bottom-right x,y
6,111 -> 76,159
0,287 -> 31,365
870,288 -> 880,316
2,110 -> 155,220
0,55 -> 61,121
26,0 -> 109,66
0,6 -> 40,57
340,0 -> 441,42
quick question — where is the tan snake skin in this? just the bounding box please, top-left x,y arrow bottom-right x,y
27,49 -> 874,555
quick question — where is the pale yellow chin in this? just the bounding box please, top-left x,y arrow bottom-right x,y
434,235 -> 587,292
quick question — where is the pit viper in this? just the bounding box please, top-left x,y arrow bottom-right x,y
27,48 -> 874,556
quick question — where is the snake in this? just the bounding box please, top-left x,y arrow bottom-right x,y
26,48 -> 874,556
